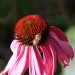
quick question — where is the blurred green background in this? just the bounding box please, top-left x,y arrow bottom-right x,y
0,0 -> 75,75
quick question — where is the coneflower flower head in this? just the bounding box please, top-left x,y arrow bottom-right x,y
0,15 -> 74,75
15,15 -> 49,45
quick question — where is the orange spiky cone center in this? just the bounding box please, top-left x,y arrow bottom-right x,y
15,15 -> 49,45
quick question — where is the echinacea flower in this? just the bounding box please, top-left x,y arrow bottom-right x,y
0,15 -> 74,75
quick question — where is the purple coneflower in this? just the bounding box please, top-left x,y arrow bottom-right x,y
0,15 -> 74,75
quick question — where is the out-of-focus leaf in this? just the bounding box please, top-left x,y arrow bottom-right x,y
66,26 -> 75,49
62,26 -> 75,75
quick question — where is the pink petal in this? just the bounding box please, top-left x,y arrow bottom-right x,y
41,41 -> 57,75
40,45 -> 53,75
0,40 -> 21,74
10,40 -> 21,53
29,46 -> 44,75
0,54 -> 17,75
50,26 -> 68,41
50,37 -> 70,66
48,43 -> 57,75
50,31 -> 74,66
8,45 -> 29,75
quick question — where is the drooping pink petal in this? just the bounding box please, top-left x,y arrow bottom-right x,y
50,31 -> 74,66
29,46 -> 44,75
40,44 -> 53,75
0,53 -> 17,75
48,43 -> 57,75
50,37 -> 70,66
10,40 -> 21,53
40,41 -> 57,75
0,40 -> 21,74
29,47 -> 36,75
8,45 -> 29,75
50,26 -> 68,41
50,31 -> 74,59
